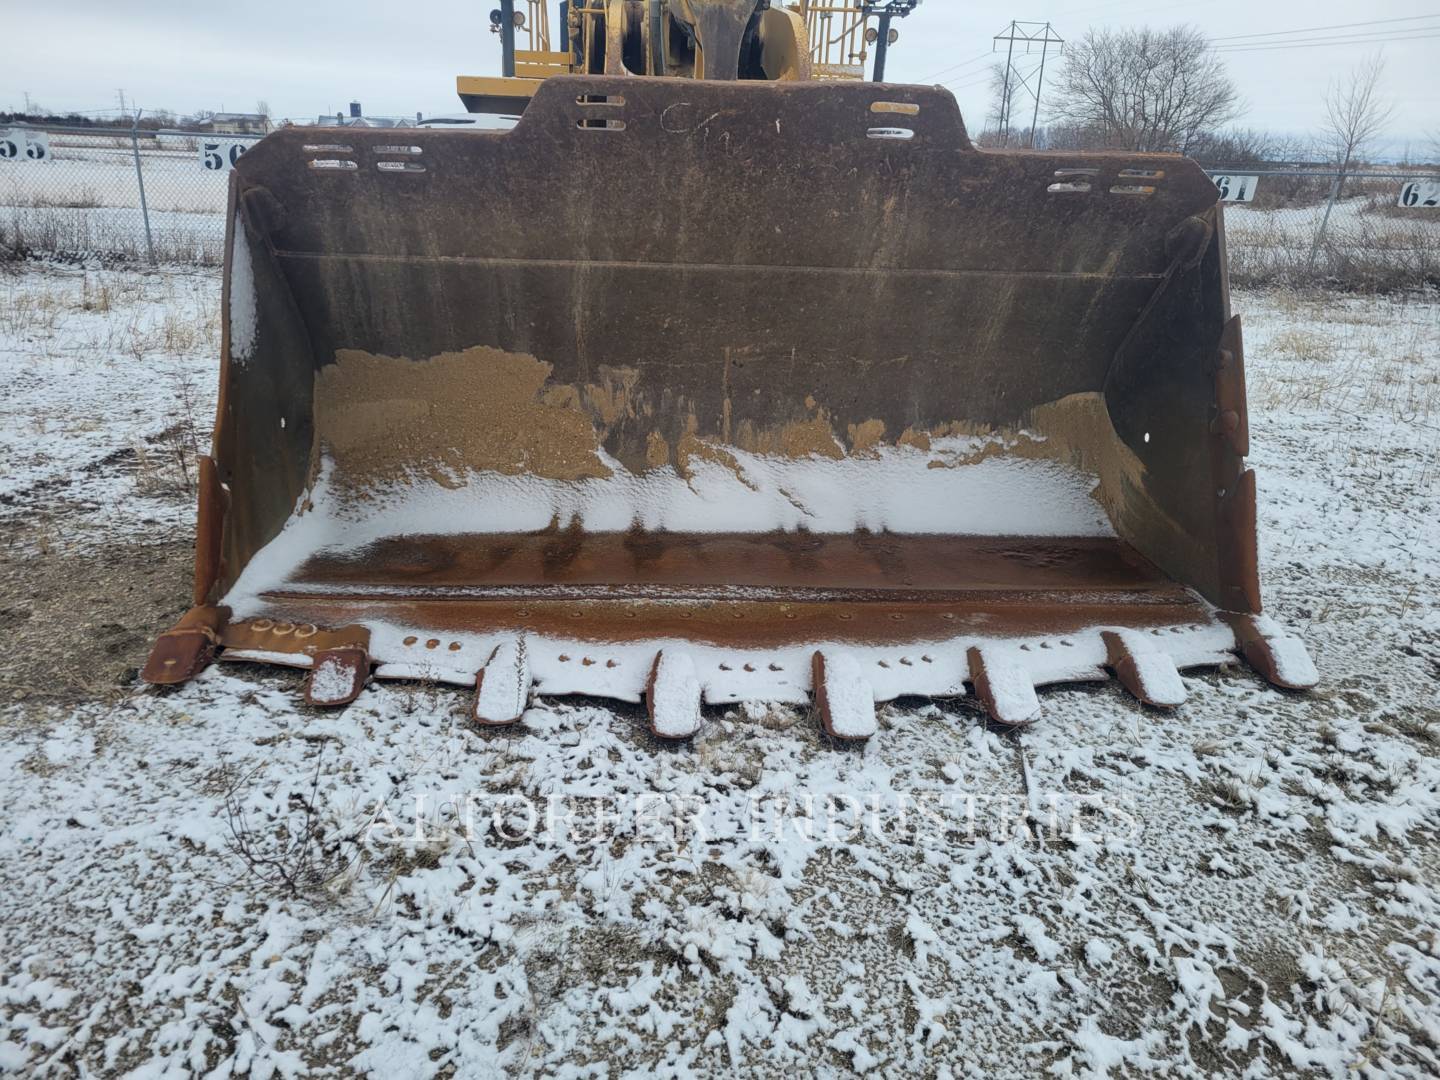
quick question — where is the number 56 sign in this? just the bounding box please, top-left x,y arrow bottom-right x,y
199,139 -> 251,171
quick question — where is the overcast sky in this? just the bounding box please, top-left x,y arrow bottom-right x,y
5,1 -> 1437,155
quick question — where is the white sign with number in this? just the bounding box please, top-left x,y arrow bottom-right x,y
1398,181 -> 1440,208
1212,174 -> 1259,202
199,139 -> 251,171
0,128 -> 49,162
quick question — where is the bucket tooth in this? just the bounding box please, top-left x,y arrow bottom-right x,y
812,651 -> 877,741
1223,614 -> 1319,690
967,646 -> 1041,726
474,638 -> 531,725
305,647 -> 370,707
141,606 -> 227,686
646,651 -> 703,740
1102,630 -> 1187,707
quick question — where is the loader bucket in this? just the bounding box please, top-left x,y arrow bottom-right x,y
144,76 -> 1316,733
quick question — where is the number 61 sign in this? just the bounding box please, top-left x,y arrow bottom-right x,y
199,139 -> 250,171
1211,174 -> 1258,202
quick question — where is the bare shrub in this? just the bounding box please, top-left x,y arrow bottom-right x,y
1226,214 -> 1440,292
223,753 -> 364,901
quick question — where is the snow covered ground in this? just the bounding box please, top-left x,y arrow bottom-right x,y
1,138 -> 233,263
1,264 -> 1438,1076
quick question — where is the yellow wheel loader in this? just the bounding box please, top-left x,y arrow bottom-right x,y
143,0 -> 1317,738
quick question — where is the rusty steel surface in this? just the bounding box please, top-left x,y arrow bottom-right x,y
220,536 -> 1214,674
229,534 -> 1216,650
140,71 -> 1309,722
213,76 -> 1251,613
272,534 -> 1186,599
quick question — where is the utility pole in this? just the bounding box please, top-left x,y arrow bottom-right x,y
998,22 -> 1017,145
117,88 -> 128,116
992,21 -> 1063,148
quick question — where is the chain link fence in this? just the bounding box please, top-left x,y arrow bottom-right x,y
1206,168 -> 1440,291
3,122 -> 1438,290
0,123 -> 260,265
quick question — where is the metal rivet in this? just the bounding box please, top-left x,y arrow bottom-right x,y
294,623 -> 318,638
448,642 -> 461,651
252,618 -> 274,632
606,659 -> 618,668
273,622 -> 295,636
403,635 -> 418,646
426,639 -> 440,649
838,613 -> 853,620
516,608 -> 530,617
743,663 -> 755,672
889,613 -> 905,621
582,657 -> 596,666
941,613 -> 955,621
558,654 -> 571,662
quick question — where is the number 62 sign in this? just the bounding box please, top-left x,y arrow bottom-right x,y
199,139 -> 250,171
1398,181 -> 1440,208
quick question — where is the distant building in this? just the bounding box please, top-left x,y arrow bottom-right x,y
201,112 -> 271,135
313,101 -> 411,128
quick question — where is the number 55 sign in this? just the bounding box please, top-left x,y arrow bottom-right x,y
0,129 -> 50,161
199,139 -> 250,171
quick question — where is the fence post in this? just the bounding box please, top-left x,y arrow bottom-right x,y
129,111 -> 156,265
1306,174 -> 1342,274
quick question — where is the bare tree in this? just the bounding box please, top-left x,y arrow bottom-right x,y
1319,53 -> 1392,185
255,99 -> 272,120
1048,25 -> 1241,153
984,61 -> 1009,137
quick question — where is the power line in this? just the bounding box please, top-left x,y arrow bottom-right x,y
1209,13 -> 1440,42
944,65 -> 1006,93
917,51 -> 993,85
946,58 -> 1041,94
1214,29 -> 1440,52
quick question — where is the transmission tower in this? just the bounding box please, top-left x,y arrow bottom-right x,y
992,21 -> 1063,148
